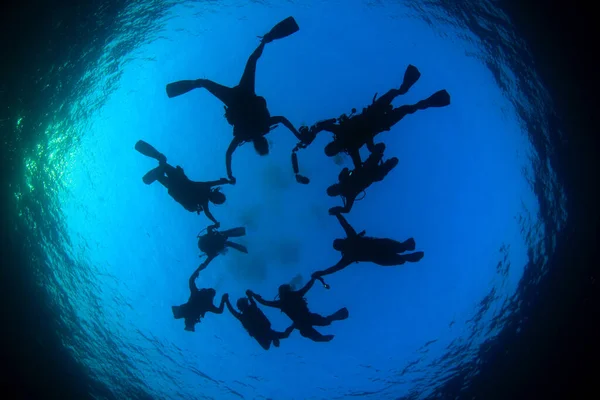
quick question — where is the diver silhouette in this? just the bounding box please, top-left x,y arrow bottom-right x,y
224,293 -> 294,350
165,16 -> 304,184
312,213 -> 424,284
135,140 -> 230,225
171,264 -> 226,332
247,277 -> 349,342
197,224 -> 248,269
326,142 -> 398,214
293,64 -> 450,173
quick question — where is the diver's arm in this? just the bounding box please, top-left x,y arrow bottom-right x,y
188,270 -> 200,293
296,277 -> 317,297
269,116 -> 303,141
206,178 -> 231,187
312,118 -> 339,135
314,257 -> 353,278
226,137 -> 242,181
209,295 -> 225,314
329,196 -> 356,215
224,296 -> 242,320
248,291 -> 281,308
335,213 -> 357,237
203,203 -> 219,225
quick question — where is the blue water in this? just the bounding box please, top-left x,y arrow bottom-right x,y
16,1 -> 566,399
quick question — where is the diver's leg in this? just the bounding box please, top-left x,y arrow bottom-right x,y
371,251 -> 424,266
221,227 -> 246,238
238,42 -> 266,95
156,174 -> 169,189
380,237 -> 416,253
224,241 -> 248,254
194,79 -> 238,107
373,88 -> 401,108
309,313 -> 333,327
276,324 -> 295,339
142,165 -> 166,185
327,307 -> 349,322
256,337 -> 271,350
386,89 -> 451,126
299,327 -> 334,342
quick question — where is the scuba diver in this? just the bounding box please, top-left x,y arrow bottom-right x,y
246,277 -> 349,342
197,224 -> 248,269
224,293 -> 295,350
326,142 -> 398,215
165,16 -> 304,184
312,213 -> 424,284
171,263 -> 226,332
292,65 -> 450,174
135,140 -> 230,225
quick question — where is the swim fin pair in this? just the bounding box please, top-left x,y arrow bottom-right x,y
166,17 -> 299,98
396,66 -> 452,109
135,140 -> 168,184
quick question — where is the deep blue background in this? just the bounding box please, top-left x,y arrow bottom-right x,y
1,0 -> 596,400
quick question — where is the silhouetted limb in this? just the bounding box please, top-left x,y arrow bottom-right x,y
225,241 -> 248,253
238,42 -> 265,94
207,294 -> 226,315
334,213 -> 357,237
298,327 -> 334,342
225,136 -> 243,181
312,257 -> 352,278
296,277 -> 316,297
371,251 -> 424,266
384,89 -> 451,127
270,115 -> 303,141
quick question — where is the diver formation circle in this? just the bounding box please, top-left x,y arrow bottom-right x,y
135,16 -> 451,347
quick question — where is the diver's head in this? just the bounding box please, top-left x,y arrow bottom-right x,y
209,187 -> 226,205
333,238 -> 345,251
206,288 -> 216,298
252,136 -> 270,156
237,298 -> 250,311
184,318 -> 196,332
327,183 -> 342,197
278,284 -> 292,298
324,141 -> 343,157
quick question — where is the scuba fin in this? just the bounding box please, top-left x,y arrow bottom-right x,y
261,17 -> 299,44
221,227 -> 246,238
329,307 -> 349,321
166,80 -> 201,98
295,175 -> 310,185
420,90 -> 451,108
135,140 -> 167,164
404,251 -> 425,263
225,241 -> 248,254
398,64 -> 421,95
142,166 -> 164,185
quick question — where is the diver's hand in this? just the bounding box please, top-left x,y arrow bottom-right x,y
213,221 -> 221,229
329,206 -> 344,215
222,293 -> 229,301
219,177 -> 230,185
311,271 -> 321,279
228,176 -> 237,185
246,289 -> 254,298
